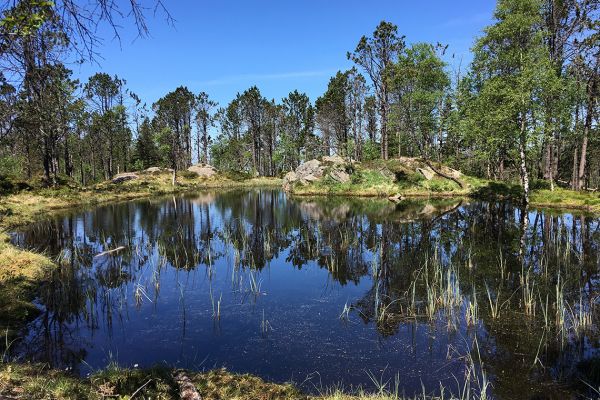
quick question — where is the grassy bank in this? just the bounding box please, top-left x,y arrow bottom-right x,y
0,233 -> 55,340
0,171 -> 281,230
288,160 -> 600,214
0,362 -> 489,400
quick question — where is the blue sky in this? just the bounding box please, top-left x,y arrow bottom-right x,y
72,0 -> 497,108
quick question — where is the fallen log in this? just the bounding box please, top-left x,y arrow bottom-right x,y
422,159 -> 465,189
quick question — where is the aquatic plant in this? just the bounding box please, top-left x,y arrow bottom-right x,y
340,301 -> 352,321
484,282 -> 501,320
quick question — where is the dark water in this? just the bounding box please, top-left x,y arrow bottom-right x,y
8,189 -> 600,399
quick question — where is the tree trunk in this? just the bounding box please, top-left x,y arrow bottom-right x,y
380,94 -> 389,160
577,128 -> 588,191
196,129 -> 201,164
577,89 -> 594,191
518,112 -> 530,205
543,135 -> 554,190
571,145 -> 579,190
422,158 -> 465,189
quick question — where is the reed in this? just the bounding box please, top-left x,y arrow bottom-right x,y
261,309 -> 272,335
484,282 -> 501,320
248,270 -> 263,297
521,270 -> 536,317
133,282 -> 150,308
555,274 -> 566,340
465,286 -> 479,327
567,292 -> 592,337
340,301 -> 352,320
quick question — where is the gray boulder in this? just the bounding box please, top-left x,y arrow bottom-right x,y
283,171 -> 298,191
322,155 -> 346,165
296,159 -> 325,179
283,157 -> 356,191
283,160 -> 326,191
187,164 -> 217,178
417,167 -> 435,180
145,166 -> 163,173
329,168 -> 350,183
112,173 -> 139,184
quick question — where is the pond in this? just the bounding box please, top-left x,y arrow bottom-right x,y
8,189 -> 600,399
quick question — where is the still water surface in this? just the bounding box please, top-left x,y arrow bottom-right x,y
9,189 -> 600,399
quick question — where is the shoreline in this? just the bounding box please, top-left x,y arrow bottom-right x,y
0,175 -> 282,231
287,185 -> 600,214
1,177 -> 598,233
0,362 -> 487,400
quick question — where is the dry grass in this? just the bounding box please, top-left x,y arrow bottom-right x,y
0,233 -> 56,339
0,233 -> 54,283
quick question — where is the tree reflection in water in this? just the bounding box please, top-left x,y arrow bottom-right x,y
8,190 -> 600,399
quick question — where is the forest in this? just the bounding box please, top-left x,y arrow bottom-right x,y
0,0 -> 598,205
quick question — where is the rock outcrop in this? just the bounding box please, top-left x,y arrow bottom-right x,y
283,156 -> 353,191
187,164 -> 217,178
282,155 -> 465,192
144,167 -> 174,174
329,168 -> 350,183
111,173 -> 139,184
417,167 -> 435,180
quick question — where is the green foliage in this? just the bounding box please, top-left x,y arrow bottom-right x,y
0,155 -> 24,178
134,118 -> 161,169
362,139 -> 380,161
388,42 -> 450,158
0,5 -> 598,194
0,0 -> 54,36
153,86 -> 196,170
471,181 -> 524,200
465,0 -> 559,194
